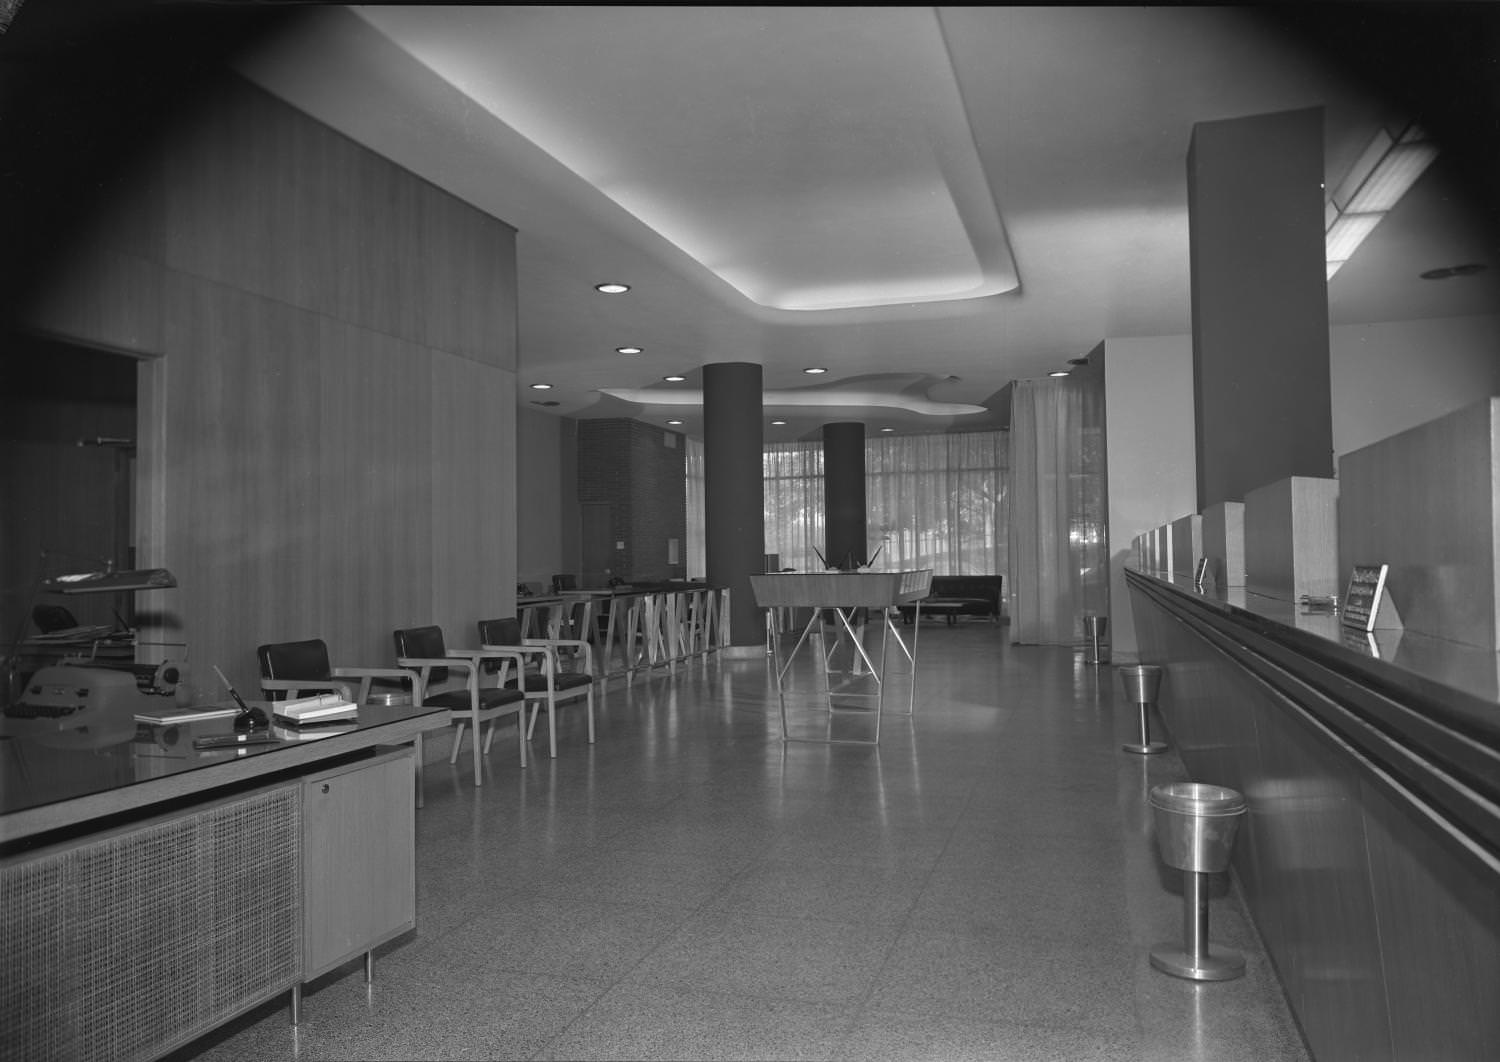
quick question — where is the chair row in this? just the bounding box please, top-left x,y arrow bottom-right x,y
255,618 -> 595,789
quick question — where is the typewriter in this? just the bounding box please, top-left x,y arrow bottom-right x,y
5,662 -> 181,749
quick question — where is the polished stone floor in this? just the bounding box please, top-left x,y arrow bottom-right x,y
173,623 -> 1311,1061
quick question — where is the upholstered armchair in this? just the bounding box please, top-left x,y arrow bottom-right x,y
393,625 -> 529,787
477,616 -> 595,759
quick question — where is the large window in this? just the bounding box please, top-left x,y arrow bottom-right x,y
686,430 -> 1008,577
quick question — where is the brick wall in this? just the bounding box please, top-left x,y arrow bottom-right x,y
577,419 -> 687,582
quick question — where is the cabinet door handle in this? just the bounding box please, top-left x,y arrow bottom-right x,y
321,783 -> 330,794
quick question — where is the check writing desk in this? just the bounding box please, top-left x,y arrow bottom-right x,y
0,695 -> 449,1062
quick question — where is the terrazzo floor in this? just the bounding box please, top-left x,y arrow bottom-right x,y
169,623 -> 1311,1062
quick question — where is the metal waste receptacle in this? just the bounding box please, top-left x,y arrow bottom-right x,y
1083,614 -> 1108,665
1148,782 -> 1248,980
1118,664 -> 1167,754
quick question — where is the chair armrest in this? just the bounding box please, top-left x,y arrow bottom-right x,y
398,654 -> 474,676
328,666 -> 416,704
524,637 -> 595,674
331,666 -> 414,681
260,677 -> 355,701
478,643 -> 549,658
444,647 -> 531,667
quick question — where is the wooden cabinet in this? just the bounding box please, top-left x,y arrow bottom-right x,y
301,748 -> 416,980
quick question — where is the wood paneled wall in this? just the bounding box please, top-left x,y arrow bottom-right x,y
1337,397 -> 1500,649
20,75 -> 519,697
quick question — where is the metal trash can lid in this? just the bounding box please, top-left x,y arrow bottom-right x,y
1149,782 -> 1246,816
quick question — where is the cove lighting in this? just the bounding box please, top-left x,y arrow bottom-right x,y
594,282 -> 630,294
616,346 -> 642,355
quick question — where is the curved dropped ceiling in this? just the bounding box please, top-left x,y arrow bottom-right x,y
352,5 -> 1019,314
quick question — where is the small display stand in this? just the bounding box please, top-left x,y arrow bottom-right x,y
749,570 -> 932,745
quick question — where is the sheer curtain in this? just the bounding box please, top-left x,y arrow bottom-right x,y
762,442 -> 825,571
1007,376 -> 1108,645
866,431 -> 1007,575
685,437 -> 707,579
686,430 -> 1009,578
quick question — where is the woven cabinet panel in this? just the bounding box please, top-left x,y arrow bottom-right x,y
2,784 -> 301,1062
0,855 -> 75,1062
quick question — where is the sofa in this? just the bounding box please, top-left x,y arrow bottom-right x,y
901,574 -> 1004,625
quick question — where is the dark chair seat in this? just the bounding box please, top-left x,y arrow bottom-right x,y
505,672 -> 592,693
424,685 -> 525,711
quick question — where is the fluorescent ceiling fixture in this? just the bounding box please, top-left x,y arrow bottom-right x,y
616,346 -> 642,355
1331,125 -> 1437,214
599,388 -> 986,417
356,7 -> 1020,311
1325,122 -> 1436,276
880,427 -> 895,433
803,367 -> 828,375
1048,370 -> 1070,378
1325,213 -> 1382,263
594,282 -> 630,294
663,375 -> 686,383
666,420 -> 683,426
529,383 -> 553,390
770,420 -> 787,426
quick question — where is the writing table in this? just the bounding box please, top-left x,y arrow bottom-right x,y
750,570 -> 932,745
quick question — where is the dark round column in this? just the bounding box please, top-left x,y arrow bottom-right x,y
703,362 -> 765,648
823,422 -> 866,569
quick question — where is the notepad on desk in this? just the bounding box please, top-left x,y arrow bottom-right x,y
135,705 -> 240,726
272,721 -> 357,741
272,692 -> 357,727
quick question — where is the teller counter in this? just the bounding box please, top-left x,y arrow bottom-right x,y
1126,569 -> 1499,1062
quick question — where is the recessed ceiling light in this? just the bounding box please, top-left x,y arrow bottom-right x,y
595,282 -> 630,294
616,346 -> 643,355
770,420 -> 787,426
1420,263 -> 1488,280
803,367 -> 828,375
1048,370 -> 1070,378
530,383 -> 553,390
663,375 -> 686,383
666,420 -> 683,426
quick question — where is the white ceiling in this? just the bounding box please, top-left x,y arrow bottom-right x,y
236,5 -> 1500,441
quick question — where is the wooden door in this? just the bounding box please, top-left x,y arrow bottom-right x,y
581,502 -> 614,586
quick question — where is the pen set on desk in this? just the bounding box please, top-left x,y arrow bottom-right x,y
212,664 -> 269,731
